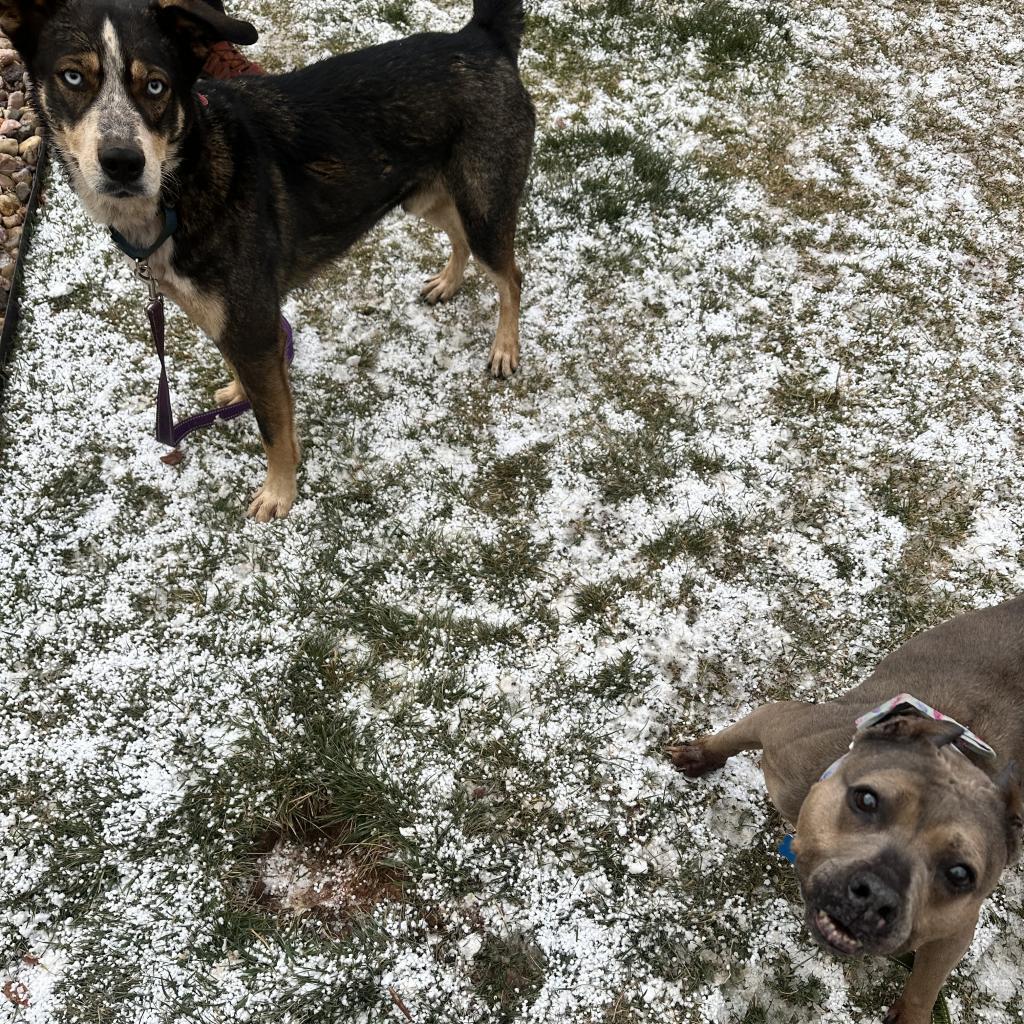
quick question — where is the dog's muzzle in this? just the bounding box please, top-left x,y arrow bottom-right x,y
803,855 -> 910,957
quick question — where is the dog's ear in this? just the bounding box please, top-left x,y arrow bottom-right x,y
154,0 -> 258,60
996,761 -> 1024,864
0,0 -> 62,60
858,714 -> 966,749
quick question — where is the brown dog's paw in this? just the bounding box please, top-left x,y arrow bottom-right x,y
666,741 -> 729,778
883,1000 -> 930,1024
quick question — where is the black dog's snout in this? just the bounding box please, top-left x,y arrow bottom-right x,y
846,869 -> 900,933
99,145 -> 145,184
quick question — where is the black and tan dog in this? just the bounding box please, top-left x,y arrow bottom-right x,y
671,596 -> 1024,1023
3,0 -> 535,520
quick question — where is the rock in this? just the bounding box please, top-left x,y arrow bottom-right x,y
19,135 -> 39,162
7,89 -> 22,111
11,166 -> 30,182
6,225 -> 20,245
0,260 -> 14,279
14,180 -> 27,201
0,155 -> 20,174
15,124 -> 29,141
2,212 -> 22,228
0,118 -> 18,135
0,138 -> 17,156
0,194 -> 18,216
2,64 -> 24,89
20,111 -> 34,128
0,51 -> 16,69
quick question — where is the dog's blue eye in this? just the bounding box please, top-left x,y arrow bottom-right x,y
147,80 -> 165,97
62,70 -> 84,87
946,864 -> 974,890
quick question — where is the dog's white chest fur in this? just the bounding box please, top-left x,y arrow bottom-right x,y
139,242 -> 226,342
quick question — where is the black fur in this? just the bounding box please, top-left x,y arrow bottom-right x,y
8,0 -> 535,518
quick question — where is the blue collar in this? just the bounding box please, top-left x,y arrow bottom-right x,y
109,206 -> 178,262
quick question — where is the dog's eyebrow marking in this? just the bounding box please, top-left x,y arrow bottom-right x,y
59,51 -> 101,75
100,18 -> 122,74
95,17 -> 144,142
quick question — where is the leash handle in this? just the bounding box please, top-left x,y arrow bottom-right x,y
146,295 -> 177,447
145,311 -> 294,450
136,251 -> 295,452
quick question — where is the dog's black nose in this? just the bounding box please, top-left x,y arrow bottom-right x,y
846,870 -> 900,934
98,145 -> 145,184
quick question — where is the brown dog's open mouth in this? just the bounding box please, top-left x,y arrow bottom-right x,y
812,909 -> 863,956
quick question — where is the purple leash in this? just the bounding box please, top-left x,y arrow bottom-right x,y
146,293 -> 294,449
113,206 -> 294,457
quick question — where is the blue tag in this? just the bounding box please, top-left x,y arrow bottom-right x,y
778,833 -> 796,865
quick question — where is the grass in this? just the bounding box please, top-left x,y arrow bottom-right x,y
527,0 -> 792,84
1,0 -> 1023,1022
471,932 -> 548,1020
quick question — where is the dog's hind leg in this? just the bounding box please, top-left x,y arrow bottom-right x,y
224,318 -> 299,522
445,123 -> 531,378
482,255 -> 522,380
455,211 -> 522,379
413,191 -> 471,305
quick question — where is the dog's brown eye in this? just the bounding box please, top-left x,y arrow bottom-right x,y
849,787 -> 879,814
945,864 -> 975,891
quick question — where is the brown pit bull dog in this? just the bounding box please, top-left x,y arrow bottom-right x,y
670,595 -> 1024,1024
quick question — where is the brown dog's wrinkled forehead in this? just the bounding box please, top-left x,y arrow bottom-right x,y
833,715 -> 1020,870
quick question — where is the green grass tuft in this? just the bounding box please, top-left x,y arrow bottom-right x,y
472,932 -> 548,1020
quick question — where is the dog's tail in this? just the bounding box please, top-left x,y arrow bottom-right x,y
470,0 -> 525,61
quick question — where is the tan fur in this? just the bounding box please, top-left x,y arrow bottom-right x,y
237,323 -> 298,522
671,588 -> 1024,1024
404,180 -> 519,376
672,695 -> 1018,1024
406,183 -> 471,305
793,755 -> 998,959
21,0 -> 534,523
47,21 -> 173,205
483,261 -> 521,378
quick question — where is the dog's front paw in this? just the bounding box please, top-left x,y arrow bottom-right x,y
487,337 -> 519,378
667,741 -> 729,778
247,477 -> 296,522
883,1001 -> 931,1024
215,379 -> 247,407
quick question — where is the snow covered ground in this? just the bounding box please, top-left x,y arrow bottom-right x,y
2,0 -> 1024,1021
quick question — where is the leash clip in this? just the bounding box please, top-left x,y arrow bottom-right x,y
136,259 -> 160,302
